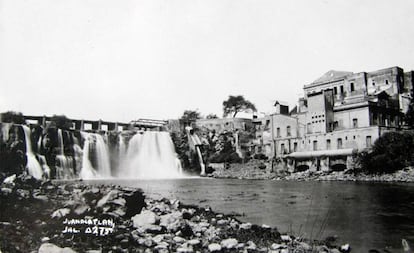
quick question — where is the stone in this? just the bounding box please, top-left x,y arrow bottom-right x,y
340,244 -> 350,252
41,237 -> 50,243
280,235 -> 291,242
177,246 -> 193,253
131,210 -> 160,228
173,236 -> 186,243
97,190 -> 114,207
1,187 -> 12,194
51,208 -> 71,218
221,238 -> 238,249
217,219 -> 229,226
187,239 -> 200,245
240,222 -> 252,230
246,241 -> 257,250
208,243 -> 222,252
152,234 -> 165,244
271,243 -> 284,250
299,242 -> 312,251
74,205 -> 89,215
3,174 -> 16,184
111,198 -> 126,206
38,243 -> 77,253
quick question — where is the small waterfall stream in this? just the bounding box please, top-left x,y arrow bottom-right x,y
55,129 -> 74,179
80,132 -> 111,179
22,125 -> 43,179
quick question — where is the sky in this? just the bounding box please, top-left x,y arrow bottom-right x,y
1,0 -> 414,122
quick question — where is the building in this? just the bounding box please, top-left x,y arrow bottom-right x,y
255,66 -> 413,172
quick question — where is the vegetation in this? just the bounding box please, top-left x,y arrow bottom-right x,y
360,131 -> 414,174
222,95 -> 257,118
50,115 -> 73,130
179,110 -> 201,126
206,113 -> 218,119
0,111 -> 25,124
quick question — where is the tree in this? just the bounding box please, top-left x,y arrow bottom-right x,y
0,111 -> 25,124
50,115 -> 73,129
180,110 -> 201,126
405,91 -> 414,127
206,113 -> 218,119
223,95 -> 257,118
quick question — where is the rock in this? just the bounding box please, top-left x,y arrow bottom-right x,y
280,235 -> 291,242
33,193 -> 49,201
41,237 -> 50,243
131,210 -> 160,229
38,243 -> 77,253
154,241 -> 169,249
187,239 -> 200,245
299,242 -> 312,251
51,208 -> 71,219
208,243 -> 222,252
96,190 -> 114,207
217,219 -> 229,226
246,241 -> 257,250
152,234 -> 165,244
221,238 -> 238,249
177,246 -> 193,253
111,198 -> 126,206
3,174 -> 16,184
271,243 -> 285,250
340,244 -> 350,252
173,236 -> 186,243
1,187 -> 12,194
74,205 -> 89,215
330,249 -> 341,253
86,250 -> 102,253
240,222 -> 252,230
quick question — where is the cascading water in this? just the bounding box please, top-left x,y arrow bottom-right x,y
22,125 -> 43,179
119,131 -> 183,179
80,132 -> 111,179
55,129 -> 75,179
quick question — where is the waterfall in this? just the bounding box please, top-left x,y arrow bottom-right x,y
187,128 -> 206,176
119,131 -> 183,179
55,129 -> 74,179
22,125 -> 43,179
80,132 -> 111,179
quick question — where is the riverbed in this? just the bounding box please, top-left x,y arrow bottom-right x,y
86,178 -> 414,252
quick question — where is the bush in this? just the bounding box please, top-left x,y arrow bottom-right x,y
360,131 -> 414,174
1,111 -> 25,124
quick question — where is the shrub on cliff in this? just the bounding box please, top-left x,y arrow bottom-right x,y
1,111 -> 25,124
50,115 -> 73,130
360,131 -> 414,174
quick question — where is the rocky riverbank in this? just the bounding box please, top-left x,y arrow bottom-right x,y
210,161 -> 414,183
0,174 -> 351,253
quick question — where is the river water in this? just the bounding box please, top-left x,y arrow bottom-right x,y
87,178 -> 414,252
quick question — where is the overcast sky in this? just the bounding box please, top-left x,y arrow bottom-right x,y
1,0 -> 414,122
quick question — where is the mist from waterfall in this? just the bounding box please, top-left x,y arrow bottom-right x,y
118,131 -> 183,179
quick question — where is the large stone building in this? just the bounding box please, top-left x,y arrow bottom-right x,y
255,66 -> 413,171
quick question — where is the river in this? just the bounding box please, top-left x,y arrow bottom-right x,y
87,178 -> 414,252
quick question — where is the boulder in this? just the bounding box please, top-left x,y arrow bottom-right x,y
38,243 -> 77,253
221,238 -> 238,249
131,210 -> 160,229
208,243 -> 222,252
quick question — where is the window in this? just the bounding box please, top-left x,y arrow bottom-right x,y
366,136 -> 372,147
333,121 -> 339,130
385,80 -> 389,85
286,126 -> 291,136
334,87 -> 338,95
337,138 -> 343,149
372,82 -> 375,86
353,118 -> 358,128
313,140 -> 318,151
340,85 -> 344,94
276,127 -> 280,137
293,142 -> 298,152
350,82 -> 355,92
280,143 -> 285,154
326,139 -> 331,149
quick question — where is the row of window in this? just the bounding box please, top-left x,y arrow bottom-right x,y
280,135 -> 373,154
276,126 -> 291,137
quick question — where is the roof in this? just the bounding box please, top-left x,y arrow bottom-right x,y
311,70 -> 353,84
285,148 -> 356,158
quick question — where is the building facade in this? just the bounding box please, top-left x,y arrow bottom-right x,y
255,66 -> 413,172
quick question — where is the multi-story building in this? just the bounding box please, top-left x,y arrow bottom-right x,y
255,66 -> 413,172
